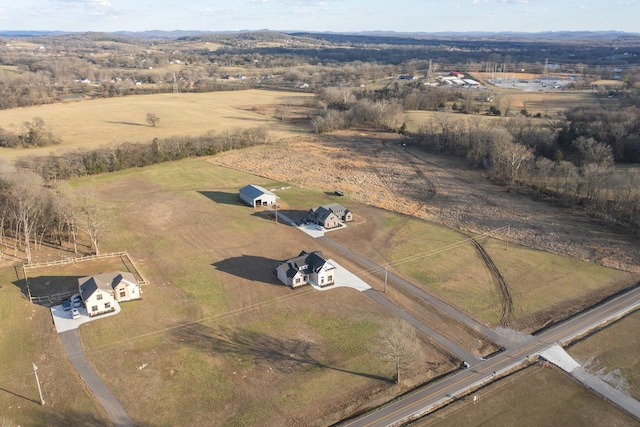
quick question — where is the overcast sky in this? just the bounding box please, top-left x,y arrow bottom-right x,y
1,0 -> 638,34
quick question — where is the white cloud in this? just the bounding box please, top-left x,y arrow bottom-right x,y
53,0 -> 112,7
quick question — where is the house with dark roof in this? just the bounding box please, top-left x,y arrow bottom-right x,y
79,271 -> 141,317
276,251 -> 336,288
239,184 -> 278,208
307,203 -> 353,228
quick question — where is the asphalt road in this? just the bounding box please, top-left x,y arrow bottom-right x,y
58,330 -> 134,427
343,285 -> 640,426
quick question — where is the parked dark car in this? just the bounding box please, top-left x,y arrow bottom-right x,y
334,190 -> 344,196
62,299 -> 71,311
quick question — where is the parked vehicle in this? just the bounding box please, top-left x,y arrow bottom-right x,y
71,308 -> 80,319
316,225 -> 324,231
62,299 -> 71,311
334,190 -> 344,196
72,295 -> 82,307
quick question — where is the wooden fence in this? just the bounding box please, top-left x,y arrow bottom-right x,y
22,251 -> 148,304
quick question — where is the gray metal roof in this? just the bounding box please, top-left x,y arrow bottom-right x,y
239,184 -> 276,200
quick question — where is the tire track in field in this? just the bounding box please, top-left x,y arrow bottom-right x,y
399,147 -> 514,326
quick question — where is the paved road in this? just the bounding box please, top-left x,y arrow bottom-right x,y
318,236 -> 511,348
343,284 -> 640,426
58,330 -> 134,427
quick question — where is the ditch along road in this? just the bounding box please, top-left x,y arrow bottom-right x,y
341,284 -> 640,427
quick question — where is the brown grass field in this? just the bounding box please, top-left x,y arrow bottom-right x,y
414,363 -> 639,427
0,89 -> 314,162
1,88 -> 639,426
567,310 -> 640,401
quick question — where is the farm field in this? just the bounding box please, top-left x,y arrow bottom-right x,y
413,363 -> 639,427
55,159 -> 458,426
0,89 -> 314,162
212,131 -> 640,331
1,87 -> 639,425
567,310 -> 640,401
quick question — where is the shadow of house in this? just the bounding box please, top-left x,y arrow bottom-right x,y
278,209 -> 310,223
212,255 -> 282,285
14,275 -> 83,308
173,323 -> 392,382
198,190 -> 244,206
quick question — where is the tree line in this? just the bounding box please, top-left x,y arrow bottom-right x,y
2,126 -> 269,262
410,114 -> 640,230
20,127 -> 269,180
0,117 -> 60,147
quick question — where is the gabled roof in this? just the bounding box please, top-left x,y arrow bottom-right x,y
311,206 -> 336,221
322,203 -> 348,214
79,271 -> 137,301
279,251 -> 332,278
239,184 -> 276,200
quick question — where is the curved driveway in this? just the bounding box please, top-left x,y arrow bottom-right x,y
59,329 -> 134,427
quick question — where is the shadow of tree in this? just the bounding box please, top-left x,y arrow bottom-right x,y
173,323 -> 392,382
212,255 -> 281,284
103,120 -> 146,127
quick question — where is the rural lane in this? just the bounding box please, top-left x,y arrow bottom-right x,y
58,330 -> 134,427
342,283 -> 640,426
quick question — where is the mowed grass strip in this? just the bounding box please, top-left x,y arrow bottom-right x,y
0,89 -> 314,161
567,310 -> 640,401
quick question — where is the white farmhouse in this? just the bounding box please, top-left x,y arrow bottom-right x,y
79,271 -> 141,317
276,251 -> 336,288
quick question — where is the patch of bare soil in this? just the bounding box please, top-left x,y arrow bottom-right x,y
211,130 -> 640,274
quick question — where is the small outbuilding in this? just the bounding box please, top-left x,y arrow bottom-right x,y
276,251 -> 336,288
239,184 -> 279,208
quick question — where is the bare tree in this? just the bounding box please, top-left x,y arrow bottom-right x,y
146,112 -> 160,127
54,184 -> 79,253
274,105 -> 289,122
572,136 -> 614,167
78,191 -> 105,255
376,319 -> 422,384
9,170 -> 44,263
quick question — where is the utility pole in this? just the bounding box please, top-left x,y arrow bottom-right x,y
33,363 -> 44,405
275,204 -> 278,224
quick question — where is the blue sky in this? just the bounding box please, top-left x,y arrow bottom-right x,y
1,0 -> 638,33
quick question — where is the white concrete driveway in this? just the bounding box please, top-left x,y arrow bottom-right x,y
310,260 -> 371,292
298,222 -> 346,238
51,300 -> 121,333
